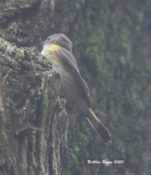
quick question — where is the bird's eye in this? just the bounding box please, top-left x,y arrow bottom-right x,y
47,37 -> 51,41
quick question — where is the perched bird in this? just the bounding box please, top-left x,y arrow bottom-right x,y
41,33 -> 111,144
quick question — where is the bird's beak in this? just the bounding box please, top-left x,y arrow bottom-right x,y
38,41 -> 46,51
41,41 -> 46,47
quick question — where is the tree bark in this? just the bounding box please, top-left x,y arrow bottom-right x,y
0,0 -> 55,45
0,0 -> 69,174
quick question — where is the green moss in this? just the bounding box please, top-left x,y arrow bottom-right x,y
54,0 -> 151,174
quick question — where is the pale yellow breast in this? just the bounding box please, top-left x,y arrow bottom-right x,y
41,44 -> 59,60
41,44 -> 65,74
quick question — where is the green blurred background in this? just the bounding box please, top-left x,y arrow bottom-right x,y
51,0 -> 151,174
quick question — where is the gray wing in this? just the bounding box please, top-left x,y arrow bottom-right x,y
57,48 -> 91,107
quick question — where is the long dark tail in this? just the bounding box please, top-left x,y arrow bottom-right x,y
87,108 -> 112,144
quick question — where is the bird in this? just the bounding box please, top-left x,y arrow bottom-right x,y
41,33 -> 112,144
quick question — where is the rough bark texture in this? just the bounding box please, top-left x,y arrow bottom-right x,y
0,0 -> 55,46
0,1 -> 69,175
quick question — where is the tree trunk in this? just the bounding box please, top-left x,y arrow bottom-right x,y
0,1 -> 69,175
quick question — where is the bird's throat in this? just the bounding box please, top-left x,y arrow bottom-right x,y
41,44 -> 60,61
45,44 -> 60,53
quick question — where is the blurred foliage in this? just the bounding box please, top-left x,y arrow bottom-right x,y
54,0 -> 151,174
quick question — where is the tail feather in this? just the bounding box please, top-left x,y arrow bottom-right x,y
87,108 -> 112,144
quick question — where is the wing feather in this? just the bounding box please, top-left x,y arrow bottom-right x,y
57,48 -> 91,107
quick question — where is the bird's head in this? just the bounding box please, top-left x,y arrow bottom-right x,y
42,33 -> 72,51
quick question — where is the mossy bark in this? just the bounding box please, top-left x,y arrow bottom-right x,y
0,0 -> 69,174
0,38 -> 69,175
1,0 -> 151,175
